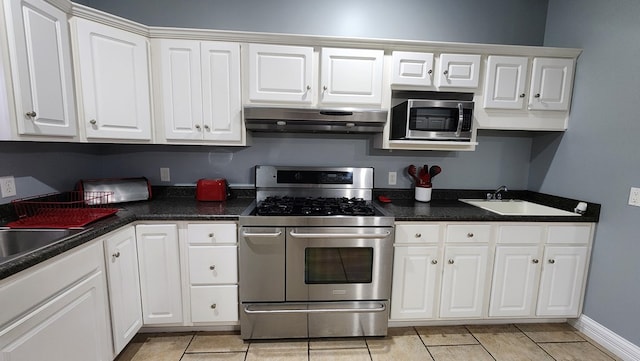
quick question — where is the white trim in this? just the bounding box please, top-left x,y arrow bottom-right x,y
569,314 -> 640,361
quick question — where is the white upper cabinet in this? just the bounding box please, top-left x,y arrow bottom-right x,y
528,57 -> 575,111
155,39 -> 243,143
437,53 -> 481,88
247,44 -> 314,104
247,44 -> 383,106
3,0 -> 77,137
72,18 -> 152,141
483,56 -> 529,109
391,51 -> 434,87
320,47 -> 384,105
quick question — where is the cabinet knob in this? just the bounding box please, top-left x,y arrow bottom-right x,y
431,259 -> 438,265
519,93 -> 526,98
112,251 -> 120,258
195,124 -> 201,130
448,259 -> 454,264
209,233 -> 214,238
443,70 -> 449,76
323,85 -> 328,91
25,111 -> 37,117
306,85 -> 311,90
210,303 -> 217,309
204,125 -> 210,131
534,93 -> 541,98
532,259 -> 539,264
548,259 -> 555,264
415,233 -> 422,238
209,265 -> 216,270
89,119 -> 97,125
427,69 -> 433,75
467,232 -> 474,238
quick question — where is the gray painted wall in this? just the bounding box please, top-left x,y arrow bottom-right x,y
534,0 -> 640,346
79,0 -> 548,46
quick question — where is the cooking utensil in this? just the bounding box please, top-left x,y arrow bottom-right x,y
429,165 -> 442,180
407,165 -> 421,184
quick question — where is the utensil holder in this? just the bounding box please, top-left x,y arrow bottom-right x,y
415,186 -> 432,202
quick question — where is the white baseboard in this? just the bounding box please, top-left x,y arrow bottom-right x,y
569,315 -> 640,361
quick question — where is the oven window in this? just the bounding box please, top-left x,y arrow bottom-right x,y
305,247 -> 373,284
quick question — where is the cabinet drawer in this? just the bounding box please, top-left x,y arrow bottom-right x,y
188,246 -> 238,284
190,285 -> 238,323
187,223 -> 237,244
497,225 -> 543,244
395,224 -> 440,244
446,224 -> 491,243
547,225 -> 591,244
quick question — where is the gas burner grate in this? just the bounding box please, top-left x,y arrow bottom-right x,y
256,196 -> 375,216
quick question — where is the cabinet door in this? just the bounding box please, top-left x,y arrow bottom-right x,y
528,57 -> 574,111
201,41 -> 242,141
437,53 -> 481,88
248,44 -> 313,104
103,227 -> 142,354
157,39 -> 203,140
136,224 -> 183,324
536,246 -> 588,317
440,245 -> 488,318
483,56 -> 529,109
390,246 -> 440,320
0,271 -> 110,361
74,18 -> 152,140
4,0 -> 76,136
320,47 -> 384,105
391,51 -> 434,87
489,246 -> 540,317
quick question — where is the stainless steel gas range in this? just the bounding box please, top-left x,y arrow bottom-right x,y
238,166 -> 394,340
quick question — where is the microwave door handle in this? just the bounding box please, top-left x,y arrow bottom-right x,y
455,103 -> 464,137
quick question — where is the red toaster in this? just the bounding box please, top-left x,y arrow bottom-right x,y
196,178 -> 228,201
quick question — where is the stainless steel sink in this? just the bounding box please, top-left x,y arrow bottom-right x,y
460,199 -> 578,216
0,228 -> 87,263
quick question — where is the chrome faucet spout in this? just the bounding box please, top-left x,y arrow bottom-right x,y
488,185 -> 508,200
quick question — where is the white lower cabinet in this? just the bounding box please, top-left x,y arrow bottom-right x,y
103,226 -> 142,355
536,245 -> 588,317
186,223 -> 239,324
136,224 -> 183,325
439,245 -> 489,318
489,245 -> 541,317
390,246 -> 440,319
0,242 -> 111,361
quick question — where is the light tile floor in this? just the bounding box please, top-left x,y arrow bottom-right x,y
115,323 -> 621,361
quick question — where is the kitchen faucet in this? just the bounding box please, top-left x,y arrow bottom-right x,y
487,185 -> 508,200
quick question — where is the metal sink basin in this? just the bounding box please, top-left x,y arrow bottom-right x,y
460,199 -> 578,216
0,228 -> 86,263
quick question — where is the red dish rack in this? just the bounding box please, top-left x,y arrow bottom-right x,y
7,191 -> 119,229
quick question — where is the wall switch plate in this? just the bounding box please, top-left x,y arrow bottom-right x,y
0,176 -> 16,198
629,187 -> 640,207
160,168 -> 170,182
388,171 -> 397,185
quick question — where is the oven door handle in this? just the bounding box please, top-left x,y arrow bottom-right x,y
241,231 -> 283,237
288,230 -> 391,239
243,302 -> 386,314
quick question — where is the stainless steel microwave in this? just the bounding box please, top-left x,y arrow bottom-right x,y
390,99 -> 474,141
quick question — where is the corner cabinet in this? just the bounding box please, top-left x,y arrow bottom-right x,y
2,0 -> 77,138
71,17 -> 152,141
153,39 -> 244,144
528,57 -> 575,111
246,44 -> 384,107
102,226 -> 142,355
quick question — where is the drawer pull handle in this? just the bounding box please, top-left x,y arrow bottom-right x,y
415,233 -> 422,238
532,259 -> 539,264
467,233 -> 474,238
431,259 -> 438,265
209,233 -> 214,238
209,265 -> 216,270
26,111 -> 37,117
210,303 -> 217,309
448,259 -> 454,264
548,259 -> 556,264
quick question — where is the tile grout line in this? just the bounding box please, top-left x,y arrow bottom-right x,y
413,326 -> 437,361
178,332 -> 197,361
512,323 -> 559,361
464,325 -> 497,361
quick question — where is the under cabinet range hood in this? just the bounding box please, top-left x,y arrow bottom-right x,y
243,106 -> 388,133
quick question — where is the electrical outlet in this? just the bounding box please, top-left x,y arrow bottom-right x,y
629,187 -> 640,207
0,176 -> 16,198
160,168 -> 171,182
388,171 -> 397,185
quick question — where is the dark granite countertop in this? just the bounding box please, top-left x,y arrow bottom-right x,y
0,187 -> 600,280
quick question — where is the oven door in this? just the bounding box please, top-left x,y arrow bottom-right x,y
285,227 -> 393,302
